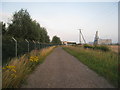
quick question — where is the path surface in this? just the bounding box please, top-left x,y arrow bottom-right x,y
22,47 -> 113,88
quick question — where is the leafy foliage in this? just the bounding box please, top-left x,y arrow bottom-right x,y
6,9 -> 50,43
2,9 -> 62,64
51,36 -> 62,44
94,45 -> 110,51
83,44 -> 94,49
83,44 -> 110,52
0,22 -> 6,35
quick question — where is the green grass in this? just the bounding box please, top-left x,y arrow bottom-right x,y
63,46 -> 119,87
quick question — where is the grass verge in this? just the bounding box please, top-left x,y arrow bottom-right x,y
63,46 -> 118,87
2,46 -> 56,88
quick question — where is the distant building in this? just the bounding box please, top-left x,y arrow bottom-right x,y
62,41 -> 68,45
93,31 -> 112,45
98,39 -> 112,45
62,41 -> 76,45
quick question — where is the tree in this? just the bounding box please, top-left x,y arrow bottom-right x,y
2,9 -> 51,64
7,9 -> 38,40
51,36 -> 61,44
6,9 -> 50,43
46,35 -> 50,43
0,22 -> 6,35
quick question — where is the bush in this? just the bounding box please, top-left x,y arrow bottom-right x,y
83,44 -> 94,49
83,44 -> 110,52
94,45 -> 110,52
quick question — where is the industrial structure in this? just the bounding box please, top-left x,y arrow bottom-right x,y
78,29 -> 86,44
62,30 -> 112,45
98,39 -> 112,45
94,31 -> 112,45
94,31 -> 99,45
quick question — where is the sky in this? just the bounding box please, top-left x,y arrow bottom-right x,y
0,1 -> 118,43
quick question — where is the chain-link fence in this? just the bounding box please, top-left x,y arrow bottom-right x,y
2,38 -> 61,65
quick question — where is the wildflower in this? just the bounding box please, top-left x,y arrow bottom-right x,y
6,66 -> 16,69
29,56 -> 39,62
11,69 -> 16,73
2,65 -> 16,70
3,65 -> 16,73
30,58 -> 33,62
2,67 -> 6,69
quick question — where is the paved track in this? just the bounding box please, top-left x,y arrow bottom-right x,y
22,47 -> 113,88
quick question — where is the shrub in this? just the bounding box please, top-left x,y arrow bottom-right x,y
83,44 -> 94,49
94,45 -> 110,52
83,44 -> 110,52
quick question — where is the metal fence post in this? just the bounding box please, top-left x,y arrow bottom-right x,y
33,40 -> 36,49
37,41 -> 40,50
25,39 -> 29,53
12,37 -> 17,57
33,40 -> 36,55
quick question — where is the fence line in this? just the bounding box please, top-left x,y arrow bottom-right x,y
2,37 -> 61,64
25,39 -> 29,53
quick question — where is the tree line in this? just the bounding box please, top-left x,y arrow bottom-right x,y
1,9 -> 62,44
1,9 -> 62,64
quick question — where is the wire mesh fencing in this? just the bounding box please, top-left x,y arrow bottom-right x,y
2,38 -> 60,65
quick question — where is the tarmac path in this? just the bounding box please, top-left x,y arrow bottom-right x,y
22,47 -> 114,88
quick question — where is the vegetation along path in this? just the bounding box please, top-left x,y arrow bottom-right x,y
22,47 -> 114,88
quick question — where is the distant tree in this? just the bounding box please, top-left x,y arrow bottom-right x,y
51,36 -> 61,44
46,35 -> 50,43
38,27 -> 50,43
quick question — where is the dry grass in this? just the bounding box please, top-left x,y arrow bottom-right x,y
2,46 -> 56,88
109,45 -> 118,53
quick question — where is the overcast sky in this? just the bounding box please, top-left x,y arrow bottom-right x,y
0,1 -> 118,43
